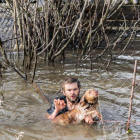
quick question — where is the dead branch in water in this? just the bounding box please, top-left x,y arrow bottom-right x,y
0,38 -> 27,80
0,0 -> 140,80
126,60 -> 137,131
0,62 -> 5,78
33,82 -> 50,105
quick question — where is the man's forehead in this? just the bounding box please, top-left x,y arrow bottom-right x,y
64,83 -> 78,89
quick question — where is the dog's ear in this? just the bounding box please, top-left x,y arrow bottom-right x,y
79,101 -> 86,106
80,94 -> 85,102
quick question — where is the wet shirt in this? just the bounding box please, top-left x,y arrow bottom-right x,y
47,95 -> 81,116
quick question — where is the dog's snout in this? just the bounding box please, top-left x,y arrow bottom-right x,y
95,91 -> 98,97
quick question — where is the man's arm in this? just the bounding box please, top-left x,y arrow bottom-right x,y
47,109 -> 59,119
47,99 -> 66,120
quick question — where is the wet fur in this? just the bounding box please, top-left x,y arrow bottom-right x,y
52,89 -> 101,125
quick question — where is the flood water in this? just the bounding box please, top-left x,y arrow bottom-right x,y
0,46 -> 140,140
0,2 -> 140,139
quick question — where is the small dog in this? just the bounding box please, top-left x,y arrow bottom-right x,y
52,89 -> 101,125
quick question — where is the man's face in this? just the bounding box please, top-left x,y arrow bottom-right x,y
63,83 -> 80,103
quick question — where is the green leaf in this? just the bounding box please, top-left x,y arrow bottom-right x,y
37,7 -> 42,12
126,129 -> 132,134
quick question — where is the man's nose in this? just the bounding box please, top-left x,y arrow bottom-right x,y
70,90 -> 75,94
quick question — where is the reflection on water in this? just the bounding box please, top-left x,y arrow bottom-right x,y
0,49 -> 140,139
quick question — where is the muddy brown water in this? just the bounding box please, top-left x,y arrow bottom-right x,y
0,1 -> 140,139
0,47 -> 140,140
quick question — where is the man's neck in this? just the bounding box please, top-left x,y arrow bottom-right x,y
66,98 -> 78,110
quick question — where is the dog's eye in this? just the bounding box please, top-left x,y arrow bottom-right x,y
84,98 -> 88,103
94,97 -> 98,100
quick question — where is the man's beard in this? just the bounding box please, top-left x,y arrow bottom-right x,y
67,94 -> 79,103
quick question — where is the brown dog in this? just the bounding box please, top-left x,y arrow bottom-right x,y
52,89 -> 101,125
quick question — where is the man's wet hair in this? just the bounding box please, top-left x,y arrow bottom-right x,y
61,77 -> 81,90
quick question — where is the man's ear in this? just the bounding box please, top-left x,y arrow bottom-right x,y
79,88 -> 80,93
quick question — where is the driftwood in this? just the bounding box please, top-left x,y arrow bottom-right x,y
33,82 -> 50,105
126,60 -> 137,131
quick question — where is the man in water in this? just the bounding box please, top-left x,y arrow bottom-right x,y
47,77 -> 94,124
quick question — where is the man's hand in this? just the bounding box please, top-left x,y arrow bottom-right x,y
84,115 -> 94,125
48,99 -> 66,120
54,99 -> 66,113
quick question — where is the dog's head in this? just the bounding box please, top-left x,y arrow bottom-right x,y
80,89 -> 99,106
84,89 -> 98,105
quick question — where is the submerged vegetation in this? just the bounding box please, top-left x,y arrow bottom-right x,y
0,0 -> 140,81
